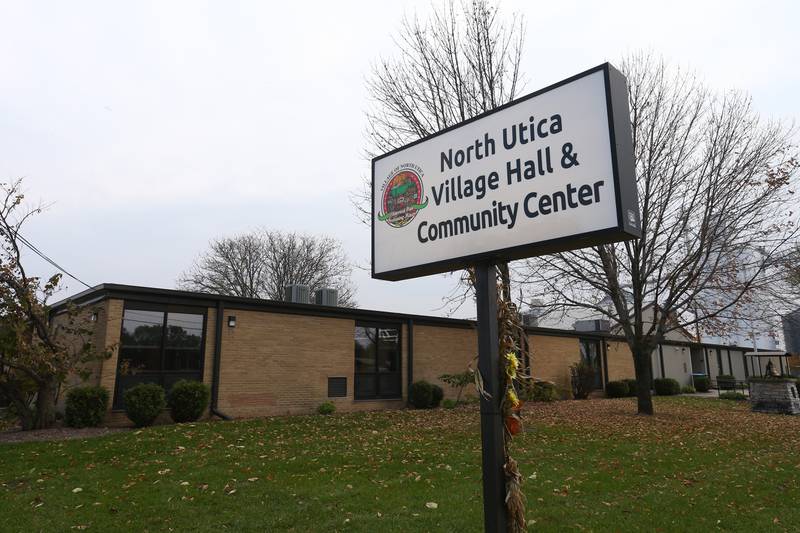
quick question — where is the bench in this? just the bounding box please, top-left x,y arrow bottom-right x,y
715,377 -> 749,396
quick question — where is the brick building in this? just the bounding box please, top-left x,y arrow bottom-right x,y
51,284 -> 775,424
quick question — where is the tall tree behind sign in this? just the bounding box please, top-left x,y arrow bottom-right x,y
354,0 -> 526,307
356,2 -> 529,531
519,53 -> 799,415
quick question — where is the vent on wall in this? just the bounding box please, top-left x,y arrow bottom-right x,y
327,377 -> 347,398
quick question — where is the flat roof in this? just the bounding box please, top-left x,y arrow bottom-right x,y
744,351 -> 790,358
50,282 -> 762,352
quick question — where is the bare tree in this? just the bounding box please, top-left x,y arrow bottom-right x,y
177,233 -> 266,299
353,0 -> 525,225
355,3 -> 529,530
353,0 -> 527,313
519,53 -> 799,415
178,230 -> 357,307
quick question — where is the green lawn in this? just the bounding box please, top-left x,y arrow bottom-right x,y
2,397 -> 799,532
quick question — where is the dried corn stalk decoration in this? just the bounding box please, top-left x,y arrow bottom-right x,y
467,266 -> 531,532
498,280 -> 528,533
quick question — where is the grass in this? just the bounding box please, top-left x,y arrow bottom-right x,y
2,397 -> 800,532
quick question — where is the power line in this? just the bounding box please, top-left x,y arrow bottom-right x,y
16,232 -> 93,289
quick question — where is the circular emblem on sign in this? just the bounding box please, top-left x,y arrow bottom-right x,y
377,168 -> 428,228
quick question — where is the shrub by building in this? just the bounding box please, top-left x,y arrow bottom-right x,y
719,392 -> 747,401
65,385 -> 109,428
654,378 -> 681,396
168,380 -> 210,423
430,384 -> 444,408
624,379 -> 638,397
605,380 -> 629,398
523,380 -> 558,402
438,371 -> 472,404
409,381 -> 434,409
124,383 -> 166,427
570,360 -> 595,399
693,376 -> 710,392
317,402 -> 335,415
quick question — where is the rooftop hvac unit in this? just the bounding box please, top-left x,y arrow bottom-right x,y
573,319 -> 611,332
521,311 -> 538,328
521,299 -> 543,327
284,284 -> 310,304
314,288 -> 339,307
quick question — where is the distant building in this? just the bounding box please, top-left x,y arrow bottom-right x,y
782,310 -> 800,354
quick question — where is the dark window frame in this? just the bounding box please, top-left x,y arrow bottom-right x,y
579,337 -> 603,390
113,301 -> 207,409
354,321 -> 402,400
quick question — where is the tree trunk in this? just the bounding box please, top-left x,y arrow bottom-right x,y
13,398 -> 36,430
0,381 -> 36,430
632,346 -> 654,415
33,379 -> 57,429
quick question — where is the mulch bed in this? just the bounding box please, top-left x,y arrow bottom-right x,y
0,425 -> 129,445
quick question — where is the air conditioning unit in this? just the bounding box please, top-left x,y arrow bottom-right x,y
521,311 -> 538,328
573,319 -> 611,332
314,288 -> 339,307
521,299 -> 543,327
284,284 -> 310,304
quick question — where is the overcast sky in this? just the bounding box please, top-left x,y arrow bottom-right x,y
1,0 -> 798,319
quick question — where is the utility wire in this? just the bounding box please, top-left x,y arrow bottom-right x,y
16,232 -> 93,289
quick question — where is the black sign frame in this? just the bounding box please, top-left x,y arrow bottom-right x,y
371,62 -> 640,282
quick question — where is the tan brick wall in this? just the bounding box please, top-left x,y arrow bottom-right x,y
203,307 -> 216,387
96,296 -> 738,423
605,341 -> 635,381
52,299 -> 124,409
411,325 -> 477,399
97,299 -> 124,404
216,310 -> 408,417
529,334 -> 581,396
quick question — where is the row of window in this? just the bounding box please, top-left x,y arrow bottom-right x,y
114,306 -> 404,406
114,305 -> 612,407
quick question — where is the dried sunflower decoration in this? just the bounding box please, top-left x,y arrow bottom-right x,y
497,284 -> 528,532
468,268 -> 530,532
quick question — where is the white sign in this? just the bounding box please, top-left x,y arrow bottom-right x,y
372,63 -> 640,281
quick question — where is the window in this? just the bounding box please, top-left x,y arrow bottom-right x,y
114,304 -> 205,409
355,323 -> 401,400
579,338 -> 603,389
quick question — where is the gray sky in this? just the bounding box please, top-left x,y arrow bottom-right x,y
1,0 -> 798,319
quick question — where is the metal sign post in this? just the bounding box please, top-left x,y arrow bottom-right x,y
475,262 -> 507,532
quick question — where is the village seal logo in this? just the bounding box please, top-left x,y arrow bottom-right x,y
377,164 -> 428,228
